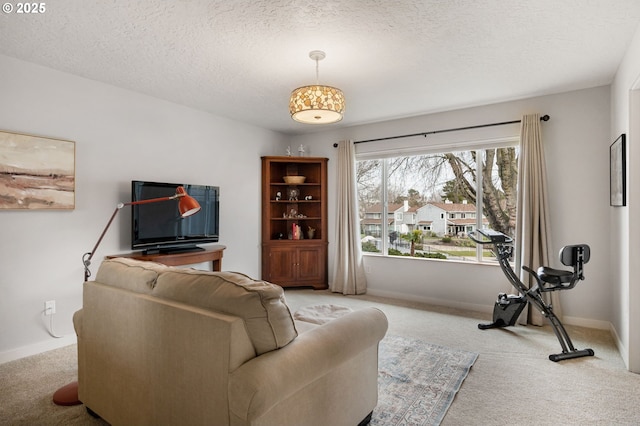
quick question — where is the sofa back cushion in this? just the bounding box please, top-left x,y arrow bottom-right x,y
94,258 -> 297,356
153,270 -> 297,355
94,257 -> 168,293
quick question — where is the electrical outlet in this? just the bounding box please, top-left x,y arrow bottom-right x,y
45,300 -> 56,315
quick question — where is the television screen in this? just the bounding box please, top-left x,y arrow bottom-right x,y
131,180 -> 219,253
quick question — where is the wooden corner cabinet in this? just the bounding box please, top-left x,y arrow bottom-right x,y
261,156 -> 328,289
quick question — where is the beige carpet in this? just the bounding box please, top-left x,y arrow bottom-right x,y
285,290 -> 640,426
1,289 -> 640,425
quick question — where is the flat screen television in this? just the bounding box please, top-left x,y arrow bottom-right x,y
131,180 -> 219,253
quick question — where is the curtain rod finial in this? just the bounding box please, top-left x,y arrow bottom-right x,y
541,114 -> 550,121
333,143 -> 339,148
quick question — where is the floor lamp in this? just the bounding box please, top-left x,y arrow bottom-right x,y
52,186 -> 201,406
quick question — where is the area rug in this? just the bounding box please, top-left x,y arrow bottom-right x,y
372,335 -> 478,426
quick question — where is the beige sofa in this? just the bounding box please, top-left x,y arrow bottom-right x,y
73,257 -> 388,426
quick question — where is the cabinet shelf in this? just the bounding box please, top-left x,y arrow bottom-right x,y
270,183 -> 320,186
270,200 -> 321,203
271,217 -> 322,221
268,239 -> 325,243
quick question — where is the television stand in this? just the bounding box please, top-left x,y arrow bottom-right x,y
107,244 -> 226,271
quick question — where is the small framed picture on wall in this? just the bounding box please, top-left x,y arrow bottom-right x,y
610,134 -> 626,207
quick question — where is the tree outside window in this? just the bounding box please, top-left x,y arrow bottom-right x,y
357,145 -> 518,262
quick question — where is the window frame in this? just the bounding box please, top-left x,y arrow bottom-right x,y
356,136 -> 519,263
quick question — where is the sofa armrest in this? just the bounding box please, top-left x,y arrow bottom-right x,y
228,307 -> 388,421
76,281 -> 256,425
73,309 -> 83,337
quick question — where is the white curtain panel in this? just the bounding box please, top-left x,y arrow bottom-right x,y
330,140 -> 367,295
515,113 -> 556,325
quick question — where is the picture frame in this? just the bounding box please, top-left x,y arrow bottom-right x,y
0,130 -> 76,209
610,134 -> 626,207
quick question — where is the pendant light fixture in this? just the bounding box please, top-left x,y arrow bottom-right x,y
289,50 -> 345,124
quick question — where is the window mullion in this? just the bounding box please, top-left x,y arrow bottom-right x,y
381,158 -> 389,255
476,150 -> 484,262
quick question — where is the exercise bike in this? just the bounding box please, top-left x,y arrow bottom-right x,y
468,229 -> 594,362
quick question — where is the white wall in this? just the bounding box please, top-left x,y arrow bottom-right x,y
0,55 -> 284,362
0,52 -> 626,364
611,23 -> 640,372
290,86 -> 612,328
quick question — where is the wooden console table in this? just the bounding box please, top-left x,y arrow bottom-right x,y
107,245 -> 226,271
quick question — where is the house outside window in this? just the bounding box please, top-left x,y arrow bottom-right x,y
357,143 -> 519,263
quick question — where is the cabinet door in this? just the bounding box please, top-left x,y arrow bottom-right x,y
265,246 -> 296,283
297,245 -> 325,284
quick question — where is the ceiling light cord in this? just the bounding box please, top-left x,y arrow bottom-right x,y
309,50 -> 325,85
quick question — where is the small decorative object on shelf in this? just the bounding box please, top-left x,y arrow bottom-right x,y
292,223 -> 303,240
307,226 -> 315,239
286,146 -> 292,156
275,191 -> 282,201
304,195 -> 313,201
298,144 -> 305,156
284,208 -> 306,219
283,175 -> 306,184
288,188 -> 299,201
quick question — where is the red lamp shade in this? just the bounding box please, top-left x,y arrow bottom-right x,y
176,186 -> 201,217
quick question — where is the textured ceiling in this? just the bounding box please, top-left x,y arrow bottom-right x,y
1,1 -> 640,135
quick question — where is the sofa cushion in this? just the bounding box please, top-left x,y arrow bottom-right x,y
94,258 -> 298,355
152,269 -> 297,355
94,257 -> 169,294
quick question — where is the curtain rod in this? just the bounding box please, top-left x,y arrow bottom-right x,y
332,114 -> 550,147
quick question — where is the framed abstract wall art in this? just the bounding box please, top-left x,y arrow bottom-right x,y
0,130 -> 75,209
610,133 -> 626,207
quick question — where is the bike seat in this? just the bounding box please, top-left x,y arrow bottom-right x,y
533,245 -> 590,291
537,266 -> 574,285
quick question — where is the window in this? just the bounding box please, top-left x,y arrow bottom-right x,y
357,144 -> 519,262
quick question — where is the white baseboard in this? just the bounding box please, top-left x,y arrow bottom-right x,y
0,334 -> 77,365
562,315 -> 611,330
366,288 -> 494,315
608,323 -> 629,369
367,288 -> 613,331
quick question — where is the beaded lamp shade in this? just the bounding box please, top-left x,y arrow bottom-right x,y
289,51 -> 345,124
289,84 -> 345,124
